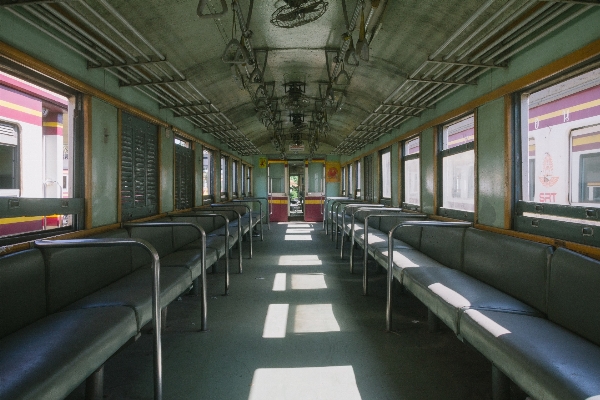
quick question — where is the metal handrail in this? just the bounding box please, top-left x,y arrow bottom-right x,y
179,211 -> 240,276
123,222 -> 210,327
385,221 -> 472,331
338,203 -> 384,252
209,204 -> 253,259
235,197 -> 269,235
330,200 -> 362,240
323,197 -> 351,231
362,212 -> 427,293
34,238 -> 163,400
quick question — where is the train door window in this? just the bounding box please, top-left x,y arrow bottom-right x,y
121,112 -> 158,221
380,147 -> 391,200
0,122 -> 19,196
174,137 -> 193,210
403,136 -> 420,209
439,114 -> 475,219
203,148 -> 214,203
364,154 -> 374,202
232,160 -> 239,198
220,155 -> 228,200
517,67 -> 600,243
0,71 -> 80,242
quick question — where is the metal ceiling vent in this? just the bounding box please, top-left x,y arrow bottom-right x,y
270,0 -> 329,29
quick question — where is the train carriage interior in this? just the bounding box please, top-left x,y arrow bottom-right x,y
1,1 -> 600,399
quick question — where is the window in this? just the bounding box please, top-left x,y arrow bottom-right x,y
246,166 -> 252,196
348,164 -> 353,197
517,67 -> 600,244
121,112 -> 159,221
174,137 -> 193,210
220,155 -> 228,199
380,147 -> 391,199
439,114 -> 475,217
1,71 -> 81,242
341,166 -> 346,196
232,160 -> 239,198
355,160 -> 361,198
241,164 -> 246,195
202,148 -> 214,203
403,136 -> 420,208
364,154 -> 374,202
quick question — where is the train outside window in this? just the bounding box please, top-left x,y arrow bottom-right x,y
232,160 -> 239,198
522,67 -> 600,209
403,136 -> 420,208
355,160 -> 361,198
246,165 -> 252,196
0,71 -> 75,238
440,114 -> 475,213
380,147 -> 391,199
341,165 -> 346,196
347,164 -> 353,198
202,148 -> 214,203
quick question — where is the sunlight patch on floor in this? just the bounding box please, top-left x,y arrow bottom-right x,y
273,273 -> 287,291
286,228 -> 314,234
285,235 -> 313,241
279,255 -> 322,266
291,273 -> 327,290
248,366 -> 362,400
277,223 -> 313,227
293,304 -> 340,333
263,304 -> 289,338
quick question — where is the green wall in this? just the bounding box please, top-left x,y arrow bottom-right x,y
477,98 -> 506,228
90,97 -> 118,228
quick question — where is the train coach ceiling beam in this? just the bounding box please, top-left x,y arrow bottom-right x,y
0,0 -> 73,6
119,78 -> 187,87
426,58 -> 508,69
372,111 -> 422,117
407,77 -> 477,86
537,0 -> 600,5
160,102 -> 208,110
174,111 -> 219,118
380,103 -> 435,111
88,56 -> 166,69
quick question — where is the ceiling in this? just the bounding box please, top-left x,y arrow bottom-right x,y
3,0 -> 597,156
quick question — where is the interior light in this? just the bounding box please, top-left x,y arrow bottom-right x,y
263,304 -> 289,338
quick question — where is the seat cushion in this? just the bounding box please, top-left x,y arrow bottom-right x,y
0,307 -> 137,400
460,309 -> 600,400
64,267 -> 191,329
161,248 -> 218,280
404,266 -> 542,334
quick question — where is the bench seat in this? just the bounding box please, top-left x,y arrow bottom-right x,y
460,309 -> 600,400
64,267 -> 191,330
0,306 -> 137,400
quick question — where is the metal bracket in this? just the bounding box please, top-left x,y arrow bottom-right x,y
222,39 -> 251,65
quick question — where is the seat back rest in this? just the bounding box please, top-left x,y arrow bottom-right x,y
548,248 -> 600,346
128,225 -> 174,258
0,249 -> 47,338
169,216 -> 202,249
420,226 -> 467,270
379,217 -> 423,249
42,229 -> 133,313
463,228 -> 552,313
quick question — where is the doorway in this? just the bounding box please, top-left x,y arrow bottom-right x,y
289,161 -> 305,219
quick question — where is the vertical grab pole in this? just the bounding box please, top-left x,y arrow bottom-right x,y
386,225 -> 395,332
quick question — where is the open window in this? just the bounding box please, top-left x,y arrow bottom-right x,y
439,114 -> 475,220
0,70 -> 82,243
402,136 -> 420,210
516,66 -> 600,245
232,159 -> 239,198
380,147 -> 391,201
220,155 -> 229,200
202,148 -> 214,204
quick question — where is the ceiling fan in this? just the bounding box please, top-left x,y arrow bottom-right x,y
271,0 -> 329,29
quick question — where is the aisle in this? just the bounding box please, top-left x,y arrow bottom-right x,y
93,221 -> 492,399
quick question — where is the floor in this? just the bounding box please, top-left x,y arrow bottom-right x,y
69,221 -> 496,400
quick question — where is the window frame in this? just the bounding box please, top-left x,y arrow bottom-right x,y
379,146 -> 392,200
513,65 -> 600,246
202,148 -> 214,204
402,135 -> 421,211
232,159 -> 239,198
174,136 -> 194,210
437,113 -> 476,221
220,155 -> 228,200
355,160 -> 361,198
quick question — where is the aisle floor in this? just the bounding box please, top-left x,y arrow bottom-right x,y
73,221 -> 494,399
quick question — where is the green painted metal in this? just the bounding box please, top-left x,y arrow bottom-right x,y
477,98 -> 506,228
420,128 -> 435,215
91,97 -> 118,228
160,127 -> 174,213
390,142 -> 399,207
